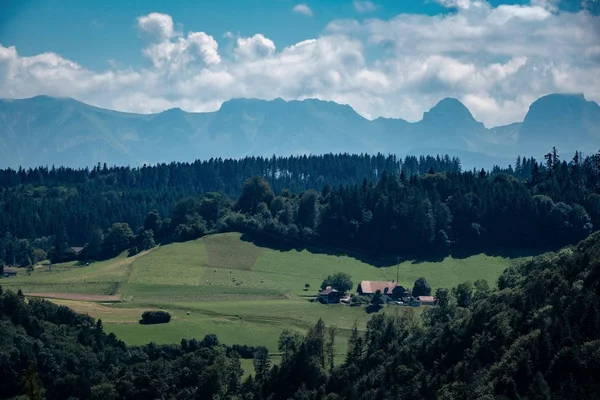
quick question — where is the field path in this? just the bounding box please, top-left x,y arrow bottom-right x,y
26,293 -> 121,302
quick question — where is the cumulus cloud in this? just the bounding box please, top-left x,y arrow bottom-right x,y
137,12 -> 176,41
1,4 -> 599,127
293,4 -> 313,16
139,15 -> 221,72
234,34 -> 276,60
353,1 -> 377,13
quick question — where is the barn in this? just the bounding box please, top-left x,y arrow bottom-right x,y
357,281 -> 403,298
318,287 -> 341,304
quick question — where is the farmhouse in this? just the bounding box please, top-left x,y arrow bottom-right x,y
357,280 -> 403,297
319,286 -> 341,304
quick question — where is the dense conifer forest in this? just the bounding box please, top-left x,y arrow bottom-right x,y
0,150 -> 598,267
2,230 -> 600,399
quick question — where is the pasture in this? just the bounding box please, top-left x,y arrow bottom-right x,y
1,231 -> 535,373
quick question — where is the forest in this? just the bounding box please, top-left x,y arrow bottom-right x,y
2,229 -> 600,399
0,149 -> 597,267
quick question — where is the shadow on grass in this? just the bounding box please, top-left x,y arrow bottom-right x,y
239,231 -> 548,268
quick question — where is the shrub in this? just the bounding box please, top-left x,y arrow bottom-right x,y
139,310 -> 171,325
350,294 -> 370,306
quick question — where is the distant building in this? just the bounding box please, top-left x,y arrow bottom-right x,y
319,286 -> 341,304
2,268 -> 18,278
70,247 -> 84,255
401,291 -> 413,303
417,296 -> 436,305
357,281 -> 403,298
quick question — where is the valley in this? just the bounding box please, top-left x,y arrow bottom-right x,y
2,232 -> 533,355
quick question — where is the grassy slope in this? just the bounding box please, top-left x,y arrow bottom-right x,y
1,232 -> 533,361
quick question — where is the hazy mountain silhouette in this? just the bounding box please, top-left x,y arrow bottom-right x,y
0,93 -> 597,169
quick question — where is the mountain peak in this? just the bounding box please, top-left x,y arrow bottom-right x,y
520,93 -> 600,149
425,97 -> 473,117
160,107 -> 185,114
422,97 -> 479,126
524,92 -> 599,120
527,93 -> 594,111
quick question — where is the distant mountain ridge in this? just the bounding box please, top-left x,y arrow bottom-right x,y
0,93 -> 598,170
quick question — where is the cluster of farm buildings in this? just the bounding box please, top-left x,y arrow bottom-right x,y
318,280 -> 436,306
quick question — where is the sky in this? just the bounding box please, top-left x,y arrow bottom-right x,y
0,0 -> 599,127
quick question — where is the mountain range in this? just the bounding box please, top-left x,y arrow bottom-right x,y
0,93 -> 598,170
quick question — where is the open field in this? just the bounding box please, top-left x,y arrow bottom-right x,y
2,231 -> 537,374
26,293 -> 121,302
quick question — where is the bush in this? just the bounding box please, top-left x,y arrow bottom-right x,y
350,294 -> 370,306
139,310 -> 171,325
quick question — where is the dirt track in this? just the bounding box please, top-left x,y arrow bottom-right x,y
26,293 -> 121,302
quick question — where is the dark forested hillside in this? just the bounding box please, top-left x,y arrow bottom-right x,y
0,153 -> 460,262
0,149 -> 598,267
2,230 -> 600,399
0,288 -> 258,399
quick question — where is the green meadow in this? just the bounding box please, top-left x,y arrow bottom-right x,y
2,232 -> 534,362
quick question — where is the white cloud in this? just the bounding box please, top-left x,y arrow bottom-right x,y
353,1 -> 377,13
435,0 -> 484,10
293,4 -> 313,16
137,12 -> 176,41
234,34 -> 276,60
1,5 -> 599,128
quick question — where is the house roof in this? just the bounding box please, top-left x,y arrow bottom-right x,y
70,247 -> 84,253
417,296 -> 436,303
359,281 -> 397,294
319,287 -> 339,296
3,268 -> 18,275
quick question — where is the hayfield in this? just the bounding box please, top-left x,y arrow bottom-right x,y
3,231 -> 535,369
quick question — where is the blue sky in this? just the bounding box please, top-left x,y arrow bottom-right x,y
0,0 -> 534,69
0,0 -> 598,126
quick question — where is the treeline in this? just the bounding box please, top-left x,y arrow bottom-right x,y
1,149 -> 599,265
89,149 -> 597,261
2,229 -> 600,399
0,153 -> 460,249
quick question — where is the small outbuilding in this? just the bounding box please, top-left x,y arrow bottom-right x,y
70,247 -> 85,255
319,286 -> 341,304
2,268 -> 18,278
401,291 -> 413,303
417,296 -> 436,305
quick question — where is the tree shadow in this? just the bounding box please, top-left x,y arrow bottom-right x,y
239,231 -> 548,269
239,231 -> 399,267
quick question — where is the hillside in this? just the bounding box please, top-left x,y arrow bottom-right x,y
3,232 -> 526,300
0,232 -> 532,348
1,93 -> 598,169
